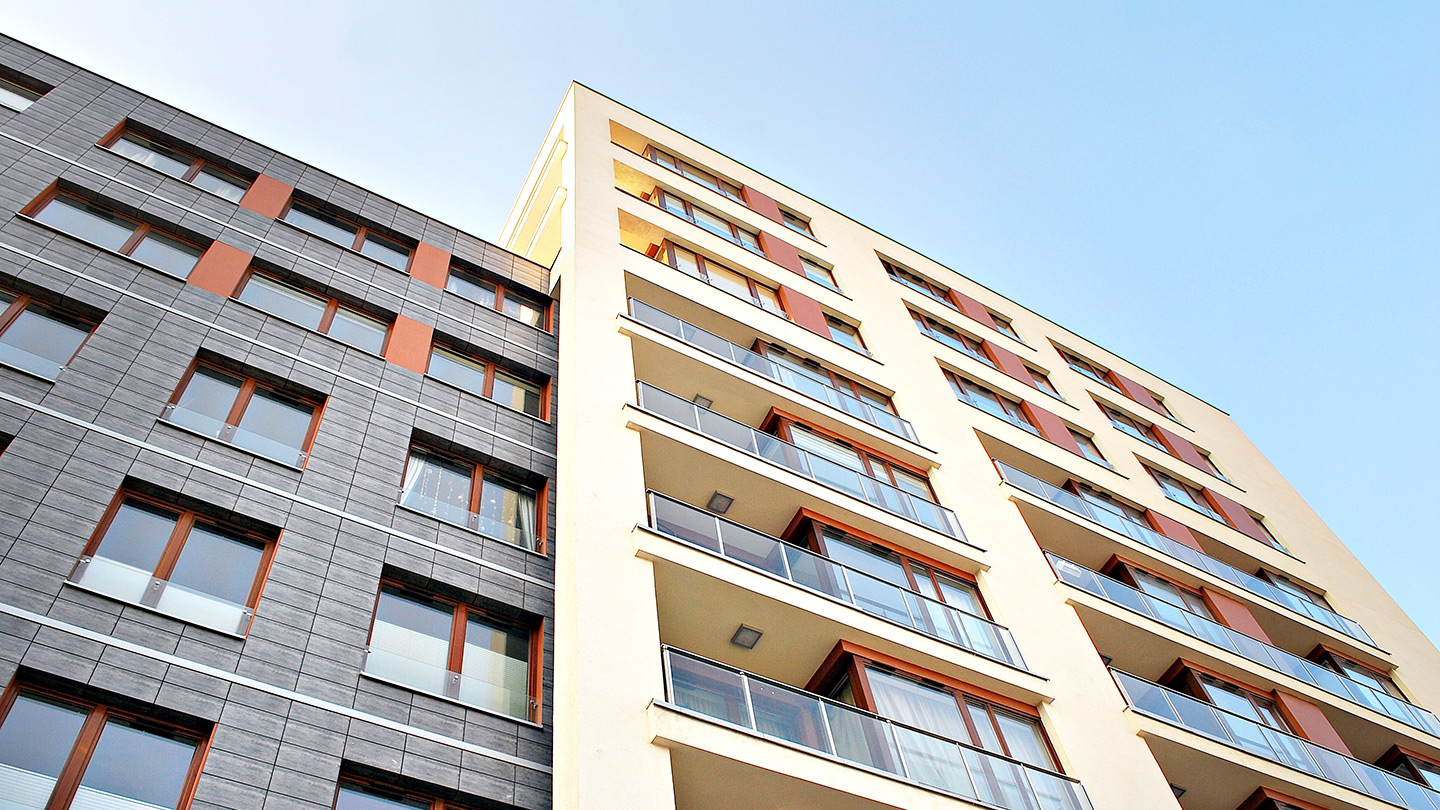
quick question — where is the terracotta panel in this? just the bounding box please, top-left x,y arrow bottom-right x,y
950,290 -> 1000,331
238,174 -> 294,219
185,242 -> 252,298
983,341 -> 1033,386
758,231 -> 806,277
775,285 -> 830,337
1202,589 -> 1274,644
1273,691 -> 1353,755
1205,488 -> 1272,544
409,241 -> 451,289
384,315 -> 434,375
1145,509 -> 1205,552
1154,425 -> 1214,471
740,185 -> 784,224
1019,401 -> 1084,455
1110,371 -> 1167,414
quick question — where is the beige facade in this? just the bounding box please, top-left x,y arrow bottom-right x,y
501,84 -> 1440,810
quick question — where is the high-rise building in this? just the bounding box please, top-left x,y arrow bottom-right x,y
499,84 -> 1440,810
0,35 -> 557,810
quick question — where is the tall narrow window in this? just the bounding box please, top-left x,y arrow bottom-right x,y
236,272 -> 390,354
31,193 -> 204,277
399,446 -> 540,551
104,129 -> 251,202
0,289 -> 93,379
165,363 -> 322,466
282,201 -> 412,270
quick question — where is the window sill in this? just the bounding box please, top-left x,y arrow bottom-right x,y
358,670 -> 543,729
156,418 -> 307,471
18,215 -> 193,280
421,373 -> 550,425
61,580 -> 250,640
392,503 -> 547,559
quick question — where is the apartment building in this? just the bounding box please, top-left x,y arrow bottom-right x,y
500,84 -> 1440,810
0,35 -> 557,810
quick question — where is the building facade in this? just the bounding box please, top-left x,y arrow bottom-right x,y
500,84 -> 1440,810
0,35 -> 557,810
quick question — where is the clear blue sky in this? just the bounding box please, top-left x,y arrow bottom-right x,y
4,2 -> 1436,643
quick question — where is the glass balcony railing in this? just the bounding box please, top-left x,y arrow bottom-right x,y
994,461 -> 1374,646
629,299 -> 919,443
648,492 -> 1025,669
662,647 -> 1091,810
1112,669 -> 1440,810
636,382 -> 966,541
1049,554 -> 1440,737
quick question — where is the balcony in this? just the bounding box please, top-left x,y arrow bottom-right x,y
628,298 -> 920,443
636,382 -> 965,541
995,460 -> 1375,647
1049,554 -> 1440,738
661,647 -> 1091,810
648,491 -> 1025,671
1112,669 -> 1440,810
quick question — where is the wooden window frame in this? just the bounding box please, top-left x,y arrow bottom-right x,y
642,145 -> 745,202
0,680 -> 211,810
1103,403 -> 1166,450
164,358 -> 326,467
99,124 -> 252,197
767,412 -> 936,500
651,240 -> 785,315
24,186 -> 208,265
399,444 -> 548,554
1146,465 -> 1225,522
1377,746 -> 1440,791
235,268 -> 393,354
364,578 -> 544,724
649,188 -> 762,254
280,199 -> 413,270
426,341 -> 550,421
76,489 -> 279,633
756,343 -> 898,415
1165,664 -> 1293,733
0,287 -> 97,376
445,266 -> 553,332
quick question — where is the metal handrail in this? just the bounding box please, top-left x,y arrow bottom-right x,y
662,646 -> 1091,810
1112,669 -> 1440,810
647,491 -> 1022,669
628,299 -> 919,443
1049,554 -> 1439,736
635,381 -> 965,540
994,460 -> 1374,646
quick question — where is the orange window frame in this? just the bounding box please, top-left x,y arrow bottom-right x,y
944,370 -> 1035,428
755,343 -> 897,415
649,188 -> 760,251
0,288 -> 96,367
236,268 -> 394,353
98,124 -> 251,193
165,359 -> 327,467
399,445 -> 548,553
24,186 -> 207,260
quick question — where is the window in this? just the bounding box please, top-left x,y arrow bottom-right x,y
1385,753 -> 1440,791
1104,405 -> 1166,450
643,145 -> 744,202
426,344 -> 544,418
103,129 -> 251,203
1261,572 -> 1332,612
1061,351 -> 1123,393
364,582 -> 536,720
946,372 -> 1037,435
446,268 -> 550,330
780,422 -> 936,503
650,188 -> 762,253
1148,467 -> 1223,522
0,686 -> 205,810
989,312 -> 1021,341
654,241 -> 783,315
884,259 -> 956,309
799,256 -> 839,290
1191,674 -> 1290,733
1069,430 -> 1109,466
70,492 -> 275,634
913,311 -> 993,367
1075,483 -> 1151,525
236,272 -> 390,354
0,76 -> 43,111
0,289 -> 93,379
164,362 -> 322,466
334,780 -> 479,810
282,200 -> 412,270
31,192 -> 204,277
781,209 -> 814,237
762,344 -> 897,415
1027,367 -> 1060,397
821,315 -> 865,354
1110,562 -> 1214,619
399,446 -> 540,551
1316,652 -> 1406,700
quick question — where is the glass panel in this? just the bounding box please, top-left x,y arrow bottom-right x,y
0,78 -> 40,111
867,668 -> 968,740
0,304 -> 90,379
750,681 -> 829,752
894,726 -> 975,798
827,319 -> 864,352
427,346 -> 489,396
790,428 -> 864,472
400,449 -> 473,527
785,546 -> 851,601
501,289 -> 547,329
164,524 -> 264,607
718,521 -> 786,576
668,653 -> 751,727
361,234 -> 411,270
129,232 -> 202,277
367,587 -> 453,694
170,367 -> 243,438
691,207 -> 734,240
491,371 -> 542,417
667,245 -> 702,279
327,307 -> 389,354
752,284 -> 783,315
110,134 -> 192,178
237,275 -> 328,330
447,273 -> 498,308
335,784 -> 430,810
460,613 -> 531,719
996,710 -> 1054,769
0,693 -> 88,810
283,203 -> 358,247
479,475 -> 537,551
191,166 -> 249,202
704,263 -> 754,300
826,702 -> 903,774
34,196 -> 135,250
92,499 -> 179,581
73,718 -> 196,810
650,495 -> 721,553
232,388 -> 315,464
801,258 -> 836,288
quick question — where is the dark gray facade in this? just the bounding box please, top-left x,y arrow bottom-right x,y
0,34 -> 555,810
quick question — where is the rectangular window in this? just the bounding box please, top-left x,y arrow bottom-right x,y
763,344 -> 898,415
781,209 -> 814,237
946,371 -> 1037,435
989,312 -> 1021,341
236,271 -> 390,354
1104,405 -> 1166,450
426,344 -> 544,418
781,422 -> 936,504
1061,351 -> 1124,394
399,446 -> 540,551
70,492 -> 275,634
0,686 -> 206,810
884,259 -> 956,309
1069,429 -> 1109,466
282,200 -> 412,270
0,289 -> 94,380
31,192 -> 204,277
335,780 -> 479,810
446,268 -> 550,331
799,256 -> 839,290
1027,367 -> 1060,397
1112,562 -> 1214,619
103,129 -> 251,203
913,311 -> 993,367
654,241 -> 784,316
1194,674 -> 1290,732
0,76 -> 43,111
643,145 -> 744,202
650,188 -> 762,254
364,582 -> 536,720
164,362 -> 322,466
825,315 -> 867,354
1148,466 -> 1223,522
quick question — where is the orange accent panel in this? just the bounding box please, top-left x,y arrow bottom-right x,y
740,185 -> 785,224
185,242 -> 252,297
950,291 -> 1000,331
1273,691 -> 1353,755
1145,509 -> 1204,552
384,315 -> 434,375
1019,401 -> 1084,455
1154,425 -> 1213,471
776,285 -> 829,337
1205,488 -> 1271,544
237,174 -> 294,219
1202,588 -> 1274,644
758,231 -> 806,277
409,242 -> 451,288
982,341 -> 1033,385
1109,371 -> 1166,414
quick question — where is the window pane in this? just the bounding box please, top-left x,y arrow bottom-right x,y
75,718 -> 196,810
167,524 -> 265,606
428,346 -> 489,396
170,367 -> 243,438
934,572 -> 983,614
129,232 -> 202,277
752,284 -> 783,315
995,711 -> 1054,769
34,196 -> 135,250
335,784 -> 430,810
368,587 -> 454,694
110,134 -> 192,178
327,307 -> 389,354
691,207 -> 734,240
703,263 -> 753,300
191,166 -> 248,202
659,191 -> 688,217
283,203 -> 358,247
237,275 -> 328,330
890,466 -> 932,500
479,475 -> 537,550
867,668 -> 968,740
93,500 -> 179,576
491,371 -> 542,417
667,245 -> 702,279
1029,369 -> 1058,395
232,388 -> 315,464
1071,431 -> 1106,464
401,449 -> 473,526
460,613 -> 531,718
800,258 -> 836,288
0,693 -> 88,807
790,427 -> 865,471
827,319 -> 864,352
0,304 -> 90,379
501,290 -> 547,329
361,234 -> 411,270
991,317 -> 1020,340
447,272 -> 498,307
0,78 -> 40,111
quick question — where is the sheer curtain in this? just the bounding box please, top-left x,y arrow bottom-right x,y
866,668 -> 977,798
